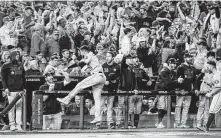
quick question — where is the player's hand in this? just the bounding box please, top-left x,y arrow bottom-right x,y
195,90 -> 199,96
180,89 -> 186,95
178,76 -> 184,84
134,90 -> 139,95
146,80 -> 152,86
206,93 -> 212,98
22,89 -> 26,96
3,89 -> 10,97
105,81 -> 110,86
49,84 -> 55,92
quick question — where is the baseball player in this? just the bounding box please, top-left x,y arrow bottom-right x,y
57,45 -> 106,125
175,53 -> 197,128
195,61 -> 216,129
154,58 -> 178,129
198,61 -> 221,132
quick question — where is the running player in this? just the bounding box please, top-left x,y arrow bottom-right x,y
57,45 -> 106,125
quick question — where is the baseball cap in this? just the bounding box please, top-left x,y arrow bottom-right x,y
197,40 -> 207,47
25,6 -> 33,11
207,61 -> 216,67
36,51 -> 43,55
184,53 -> 193,58
167,58 -> 177,64
207,51 -> 216,58
61,49 -> 69,53
80,45 -> 90,51
44,72 -> 54,77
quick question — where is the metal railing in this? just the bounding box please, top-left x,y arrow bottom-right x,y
31,90 -> 204,130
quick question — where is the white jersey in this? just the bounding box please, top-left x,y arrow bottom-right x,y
200,72 -> 214,92
209,71 -> 221,113
82,52 -> 103,75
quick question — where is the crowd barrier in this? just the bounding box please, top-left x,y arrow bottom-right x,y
31,90 -> 208,130
0,76 -> 215,131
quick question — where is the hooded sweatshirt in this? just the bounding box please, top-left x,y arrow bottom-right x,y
1,51 -> 26,91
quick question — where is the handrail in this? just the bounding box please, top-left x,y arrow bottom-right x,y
31,90 -> 206,130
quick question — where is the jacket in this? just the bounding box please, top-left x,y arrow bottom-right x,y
1,51 -> 26,91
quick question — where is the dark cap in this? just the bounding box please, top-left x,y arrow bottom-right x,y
167,58 -> 177,64
25,6 -> 33,11
207,61 -> 216,67
7,45 -> 15,50
80,45 -> 90,51
197,40 -> 207,47
36,51 -> 43,55
207,51 -> 216,58
184,53 -> 193,58
44,72 -> 54,77
107,51 -> 116,57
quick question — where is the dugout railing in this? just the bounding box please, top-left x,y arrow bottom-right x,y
30,90 -> 208,130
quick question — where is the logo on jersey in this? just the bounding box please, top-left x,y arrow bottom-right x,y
214,80 -> 219,84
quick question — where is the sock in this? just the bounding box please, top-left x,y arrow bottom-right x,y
158,109 -> 166,124
206,113 -> 215,129
128,114 -> 132,124
134,114 -> 140,127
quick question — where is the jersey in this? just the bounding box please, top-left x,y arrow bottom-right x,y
82,52 -> 103,75
209,71 -> 221,113
212,71 -> 221,88
200,72 -> 214,92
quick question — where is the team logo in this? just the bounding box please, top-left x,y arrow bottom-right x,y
215,80 -> 219,84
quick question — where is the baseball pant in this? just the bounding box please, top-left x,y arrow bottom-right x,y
128,95 -> 143,114
101,96 -> 115,125
209,93 -> 221,114
175,96 -> 191,125
7,92 -> 23,126
116,96 -> 125,125
196,95 -> 210,127
67,73 -> 106,122
43,112 -> 62,130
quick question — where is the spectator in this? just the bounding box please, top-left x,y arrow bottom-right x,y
39,71 -> 71,130
60,49 -> 70,69
175,53 -> 197,128
44,55 -> 61,76
30,24 -> 45,56
154,58 -> 178,129
1,51 -> 26,131
23,6 -> 35,53
101,51 -> 120,129
45,30 -> 60,58
85,98 -> 95,115
96,43 -> 106,65
65,95 -> 89,115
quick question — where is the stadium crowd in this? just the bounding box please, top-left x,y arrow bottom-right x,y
0,0 -> 221,132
